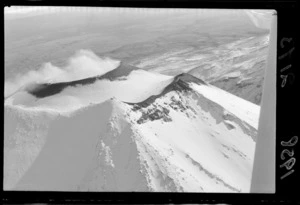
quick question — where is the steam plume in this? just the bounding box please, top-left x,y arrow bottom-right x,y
5,50 -> 120,98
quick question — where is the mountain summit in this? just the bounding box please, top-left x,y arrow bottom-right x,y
126,73 -> 207,108
4,68 -> 259,192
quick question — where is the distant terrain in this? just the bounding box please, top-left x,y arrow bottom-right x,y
5,9 -> 269,105
127,34 -> 269,104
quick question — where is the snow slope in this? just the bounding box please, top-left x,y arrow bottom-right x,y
190,83 -> 260,129
122,74 -> 258,192
4,69 -> 259,192
5,100 -> 150,191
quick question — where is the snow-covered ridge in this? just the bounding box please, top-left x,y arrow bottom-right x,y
5,98 -> 150,191
4,68 -> 259,192
190,83 -> 260,129
125,73 -> 207,107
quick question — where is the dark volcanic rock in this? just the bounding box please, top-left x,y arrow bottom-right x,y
127,73 -> 207,124
127,73 -> 207,109
136,106 -> 172,124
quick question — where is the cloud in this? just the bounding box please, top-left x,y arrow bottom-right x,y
5,50 -> 120,98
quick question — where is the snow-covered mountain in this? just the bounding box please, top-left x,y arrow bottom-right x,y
4,65 -> 259,192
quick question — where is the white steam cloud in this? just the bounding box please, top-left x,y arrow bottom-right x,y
5,50 -> 120,98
